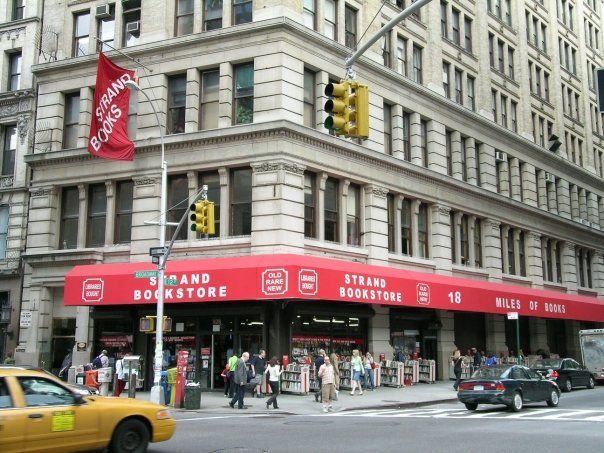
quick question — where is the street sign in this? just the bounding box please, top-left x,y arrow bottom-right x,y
164,278 -> 178,286
20,311 -> 32,328
507,312 -> 518,320
149,246 -> 168,257
134,270 -> 158,278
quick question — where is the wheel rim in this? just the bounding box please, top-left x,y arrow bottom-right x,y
565,379 -> 572,391
514,394 -> 522,410
121,430 -> 142,452
589,378 -> 594,388
551,391 -> 559,405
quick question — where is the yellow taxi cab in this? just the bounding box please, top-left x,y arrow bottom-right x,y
0,365 -> 175,453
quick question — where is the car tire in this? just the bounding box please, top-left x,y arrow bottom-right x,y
546,389 -> 559,407
109,419 -> 150,453
587,376 -> 595,389
464,403 -> 478,411
510,392 -> 523,412
563,378 -> 572,393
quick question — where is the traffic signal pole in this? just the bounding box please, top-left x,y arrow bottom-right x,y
344,0 -> 434,79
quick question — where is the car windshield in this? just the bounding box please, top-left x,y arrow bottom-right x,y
533,359 -> 562,368
471,366 -> 510,379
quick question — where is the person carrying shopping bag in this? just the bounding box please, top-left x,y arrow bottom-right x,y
350,349 -> 364,395
264,357 -> 283,409
364,352 -> 375,391
329,352 -> 340,401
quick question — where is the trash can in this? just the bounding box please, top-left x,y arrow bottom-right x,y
184,383 -> 201,410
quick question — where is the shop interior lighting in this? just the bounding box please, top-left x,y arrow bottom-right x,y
247,321 -> 263,326
313,317 -> 331,323
332,318 -> 345,324
302,322 -> 310,325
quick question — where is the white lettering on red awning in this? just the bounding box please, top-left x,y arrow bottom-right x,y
298,269 -> 318,295
82,278 -> 104,303
262,268 -> 288,296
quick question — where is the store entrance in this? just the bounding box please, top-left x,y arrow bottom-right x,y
210,333 -> 234,390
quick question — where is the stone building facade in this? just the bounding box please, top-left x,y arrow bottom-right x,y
12,0 -> 604,381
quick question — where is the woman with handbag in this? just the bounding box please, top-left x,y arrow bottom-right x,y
264,357 -> 282,409
350,349 -> 364,396
329,353 -> 340,401
363,352 -> 375,391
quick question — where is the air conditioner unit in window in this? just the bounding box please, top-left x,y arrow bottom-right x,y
544,172 -> 555,183
581,219 -> 591,227
126,21 -> 140,34
495,151 -> 507,162
95,4 -> 112,18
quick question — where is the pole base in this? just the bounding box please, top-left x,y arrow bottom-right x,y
150,385 -> 165,405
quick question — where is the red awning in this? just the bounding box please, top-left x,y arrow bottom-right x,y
64,253 -> 604,322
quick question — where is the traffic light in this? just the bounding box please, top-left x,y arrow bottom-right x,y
189,200 -> 215,235
324,80 -> 369,139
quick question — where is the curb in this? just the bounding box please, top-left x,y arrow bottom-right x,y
340,397 -> 459,412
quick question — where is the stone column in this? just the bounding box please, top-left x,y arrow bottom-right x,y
479,143 -> 497,192
392,104 -> 405,161
483,220 -> 503,279
509,157 -> 522,201
485,314 -> 507,357
522,162 -> 538,207
339,179 -> 350,246
468,216 -> 476,268
556,178 -> 571,219
185,68 -> 200,132
497,161 -> 510,197
436,311 -> 455,381
251,160 -> 306,254
431,204 -> 452,271
78,87 -> 94,148
316,71 -> 330,131
529,318 -> 549,355
218,62 -> 233,128
218,168 -> 229,238
465,138 -> 477,185
77,184 -> 86,249
536,169 -> 547,210
501,225 -> 510,275
541,237 -> 549,281
526,232 -> 544,283
222,0 -> 232,27
410,113 -> 422,165
130,175 -> 161,257
411,199 -> 421,257
592,252 -> 604,297
550,240 -> 559,284
547,180 -> 558,215
317,172 -> 328,241
104,181 -> 115,245
72,306 -> 92,367
137,73 -> 167,140
570,184 -> 580,219
428,120 -> 447,175
364,186 -> 389,266
587,191 -> 599,226
452,211 -> 462,265
561,242 -> 578,292
578,188 -> 588,219
451,131 -> 463,180
368,306 -> 393,361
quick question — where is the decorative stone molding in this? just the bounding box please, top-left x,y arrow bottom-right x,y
437,205 -> 451,216
133,177 -> 157,186
0,27 -> 26,41
485,219 -> 501,232
30,188 -> 53,197
253,162 -> 279,173
252,161 -> 305,175
366,186 -> 388,198
17,115 -> 29,145
283,162 -> 305,175
527,232 -> 541,242
0,176 -> 14,189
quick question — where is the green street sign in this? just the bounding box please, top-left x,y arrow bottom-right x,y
134,271 -> 158,278
164,278 -> 178,286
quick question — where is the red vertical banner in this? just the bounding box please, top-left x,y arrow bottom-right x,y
87,53 -> 136,160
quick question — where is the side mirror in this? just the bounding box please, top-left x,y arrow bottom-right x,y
73,394 -> 85,405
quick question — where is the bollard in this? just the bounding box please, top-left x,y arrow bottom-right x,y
128,373 -> 137,398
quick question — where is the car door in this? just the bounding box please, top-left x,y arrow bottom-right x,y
17,376 -> 99,453
568,359 -> 587,386
510,366 -> 535,401
0,376 -> 24,453
525,368 -> 549,401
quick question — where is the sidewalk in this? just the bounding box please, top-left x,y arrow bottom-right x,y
128,381 -> 458,415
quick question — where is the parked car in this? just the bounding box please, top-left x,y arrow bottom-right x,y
0,365 -> 175,453
531,358 -> 596,392
457,364 -> 560,412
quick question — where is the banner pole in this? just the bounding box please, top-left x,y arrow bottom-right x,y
90,37 -> 153,73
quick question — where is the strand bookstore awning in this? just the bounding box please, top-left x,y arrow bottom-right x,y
64,254 -> 604,322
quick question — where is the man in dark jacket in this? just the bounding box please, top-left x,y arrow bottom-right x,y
229,352 -> 249,409
472,348 -> 482,369
314,349 -> 325,402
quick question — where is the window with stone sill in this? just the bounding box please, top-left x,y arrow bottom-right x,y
346,183 -> 360,246
201,69 -> 220,130
396,37 -> 407,77
474,220 -> 482,268
417,202 -> 428,259
303,0 -> 315,30
123,0 -> 141,48
63,93 -> 80,150
345,5 -> 357,49
442,61 -> 450,99
464,17 -> 472,53
401,198 -> 411,255
167,174 -> 189,241
304,172 -> 317,239
466,76 -> 475,111
412,45 -> 422,84
387,194 -> 395,253
1,126 -> 16,177
176,0 -> 194,36
167,75 -> 186,134
8,52 -> 21,91
12,0 -> 24,21
402,111 -> 410,161
97,4 -> 115,52
0,206 -> 8,259
384,103 -> 392,156
233,63 -> 254,125
86,183 -> 107,247
303,69 -> 316,129
324,177 -> 339,242
204,0 -> 223,31
60,186 -> 79,250
230,167 -> 252,236
115,180 -> 133,244
73,11 -> 90,57
420,120 -> 427,167
382,29 -> 392,68
233,0 -> 252,26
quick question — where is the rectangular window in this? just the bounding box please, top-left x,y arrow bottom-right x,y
532,17 -> 539,46
387,194 -> 395,253
466,76 -> 475,110
233,0 -> 252,25
198,171 -> 221,236
401,198 -> 411,255
460,216 -> 469,265
63,93 -> 80,149
12,0 -> 24,20
234,63 -> 254,125
87,184 -> 107,247
396,37 -> 407,76
540,23 -> 547,51
452,9 -> 460,45
324,0 -> 336,40
60,187 -> 79,249
519,231 -> 526,276
204,0 -> 223,30
304,172 -> 316,238
303,70 -> 315,129
73,11 -> 90,57
507,228 -> 515,274
346,184 -> 360,246
464,17 -> 472,52
507,47 -> 514,79
324,177 -> 338,242
454,68 -> 462,104
176,0 -> 194,36
345,5 -> 357,49
8,52 -> 21,91
417,202 -> 428,258
492,90 -> 497,123
384,103 -> 392,155
167,174 -> 189,241
231,168 -> 252,236
412,45 -> 422,83
0,206 -> 7,259
97,4 -> 115,52
382,30 -> 391,67
122,0 -> 141,47
474,220 -> 482,267
504,0 -> 511,25
114,180 -> 133,244
441,2 -> 448,39
1,126 -> 16,176
200,69 -> 219,130
544,72 -> 549,101
402,112 -> 410,161
460,137 -> 467,181
497,40 -> 504,72
303,0 -> 315,30
167,75 -> 186,134
500,95 -> 507,127
445,130 -> 452,176
420,120 -> 428,167
488,33 -> 494,67
442,62 -> 450,98
511,101 -> 517,132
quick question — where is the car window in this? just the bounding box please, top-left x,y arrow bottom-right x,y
533,359 -> 562,368
564,360 -> 575,370
569,359 -> 581,369
0,378 -> 12,408
511,367 -> 529,379
18,377 -> 76,407
526,369 -> 541,380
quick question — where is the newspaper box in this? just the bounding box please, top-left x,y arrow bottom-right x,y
97,367 -> 112,383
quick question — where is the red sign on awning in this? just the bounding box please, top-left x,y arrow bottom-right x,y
63,254 -> 604,322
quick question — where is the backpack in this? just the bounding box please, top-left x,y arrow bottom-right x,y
92,355 -> 103,369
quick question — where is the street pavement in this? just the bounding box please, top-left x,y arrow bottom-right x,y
147,385 -> 604,453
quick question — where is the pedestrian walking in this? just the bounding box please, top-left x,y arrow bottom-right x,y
363,352 -> 375,391
472,348 -> 482,370
329,352 -> 340,400
318,355 -> 336,413
252,349 -> 266,398
314,349 -> 325,402
229,352 -> 249,409
221,363 -> 230,396
452,348 -> 463,391
264,357 -> 282,409
350,349 -> 364,395
227,352 -> 238,398
114,352 -> 130,397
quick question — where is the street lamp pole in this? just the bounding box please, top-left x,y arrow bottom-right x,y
125,79 -> 166,405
